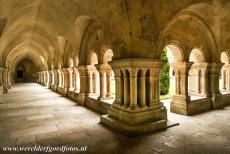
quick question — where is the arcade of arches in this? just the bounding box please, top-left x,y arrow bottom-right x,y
1,0 -> 230,152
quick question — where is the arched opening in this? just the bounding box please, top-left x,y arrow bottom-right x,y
159,44 -> 184,111
160,44 -> 183,99
99,48 -> 115,103
188,48 -> 207,99
15,59 -> 38,83
220,52 -> 230,93
88,51 -> 99,98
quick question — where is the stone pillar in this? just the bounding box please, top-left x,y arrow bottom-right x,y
206,63 -> 224,109
3,68 -> 8,94
67,68 -> 74,91
51,70 -> 58,91
62,68 -> 69,93
77,65 -> 96,105
201,68 -> 208,96
106,70 -> 113,99
45,71 -> 49,87
170,62 -> 192,115
112,68 -> 123,107
73,68 -> 80,93
129,68 -> 138,109
139,69 -> 147,108
57,69 -> 62,88
6,69 -> 11,89
96,64 -> 113,100
196,70 -> 201,93
48,70 -> 52,88
0,67 -> 3,94
101,59 -> 167,135
88,70 -> 94,96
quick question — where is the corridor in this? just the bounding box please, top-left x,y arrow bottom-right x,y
0,84 -> 230,153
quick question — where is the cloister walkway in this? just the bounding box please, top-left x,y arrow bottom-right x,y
0,83 -> 230,153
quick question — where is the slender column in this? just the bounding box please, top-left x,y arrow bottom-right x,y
222,70 -> 226,90
201,69 -> 207,95
196,70 -> 200,93
92,72 -> 96,94
140,69 -> 147,107
88,71 -> 93,95
129,68 -> 138,109
112,68 -> 122,106
62,68 -> 69,90
67,68 -> 74,91
123,69 -> 129,107
58,70 -> 62,87
98,70 -> 106,99
106,70 -> 112,98
73,68 -> 80,93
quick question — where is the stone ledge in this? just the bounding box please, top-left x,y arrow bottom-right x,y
100,115 -> 167,136
170,98 -> 211,115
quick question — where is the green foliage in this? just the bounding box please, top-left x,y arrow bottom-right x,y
160,48 -> 170,95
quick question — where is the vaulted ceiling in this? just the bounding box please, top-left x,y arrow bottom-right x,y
0,0 -> 230,71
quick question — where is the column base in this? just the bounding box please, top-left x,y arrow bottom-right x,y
56,87 -> 67,96
100,104 -> 167,136
100,115 -> 167,136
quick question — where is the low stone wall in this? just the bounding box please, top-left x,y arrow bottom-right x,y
188,98 -> 211,115
222,93 -> 230,106
85,97 -> 111,114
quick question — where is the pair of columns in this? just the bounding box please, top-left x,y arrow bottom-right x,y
101,59 -> 167,135
188,63 -> 207,96
221,64 -> 230,91
77,64 -> 113,99
96,64 -> 113,100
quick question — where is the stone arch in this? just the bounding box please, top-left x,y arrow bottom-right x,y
75,15 -> 110,65
88,51 -> 98,65
189,48 -> 206,63
157,11 -> 217,62
101,47 -> 114,64
68,57 -> 74,68
165,43 -> 184,63
221,51 -> 230,64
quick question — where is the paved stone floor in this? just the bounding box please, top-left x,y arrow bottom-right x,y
0,83 -> 230,154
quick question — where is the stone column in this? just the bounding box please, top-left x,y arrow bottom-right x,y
139,69 -> 147,108
88,70 -> 94,96
101,59 -> 167,135
96,64 -> 114,100
122,69 -> 130,106
77,65 -> 96,105
53,70 -> 58,90
112,68 -> 123,107
45,71 -> 49,87
222,69 -> 226,90
57,69 -> 62,88
98,70 -> 106,99
170,62 -> 192,115
62,68 -> 69,93
73,68 -> 80,93
0,67 -> 3,93
3,68 -> 8,94
206,63 -> 224,109
67,68 -> 74,91
129,68 -> 138,109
